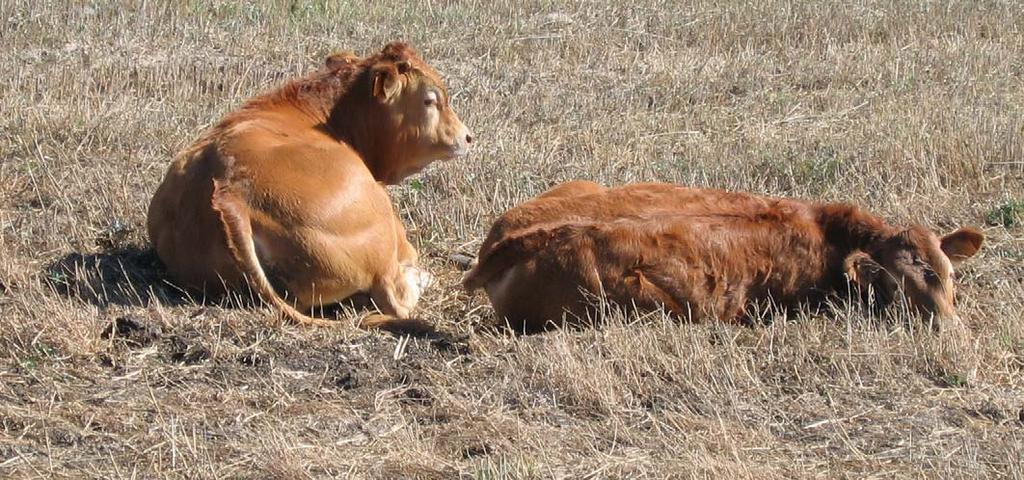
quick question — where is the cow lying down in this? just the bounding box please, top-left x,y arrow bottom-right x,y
462,181 -> 984,333
147,42 -> 472,331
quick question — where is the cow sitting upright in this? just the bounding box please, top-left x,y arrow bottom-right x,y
462,182 -> 983,334
147,42 -> 473,330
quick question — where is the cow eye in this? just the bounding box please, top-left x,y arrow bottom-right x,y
424,91 -> 438,107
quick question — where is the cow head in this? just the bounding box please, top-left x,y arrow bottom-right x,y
844,226 -> 983,330
360,42 -> 473,183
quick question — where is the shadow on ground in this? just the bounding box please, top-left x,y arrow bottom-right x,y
42,246 -> 457,340
44,246 -> 189,308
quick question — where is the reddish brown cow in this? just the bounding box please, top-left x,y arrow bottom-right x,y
463,182 -> 984,333
147,42 -> 472,330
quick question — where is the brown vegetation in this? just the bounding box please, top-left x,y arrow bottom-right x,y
1,1 -> 1022,478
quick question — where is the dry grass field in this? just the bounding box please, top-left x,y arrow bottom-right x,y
2,1 -> 1024,478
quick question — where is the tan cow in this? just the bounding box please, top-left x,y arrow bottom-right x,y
463,182 -> 984,333
147,42 -> 473,330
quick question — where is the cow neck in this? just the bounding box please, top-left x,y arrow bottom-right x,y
235,67 -> 347,128
324,79 -> 401,184
814,203 -> 897,256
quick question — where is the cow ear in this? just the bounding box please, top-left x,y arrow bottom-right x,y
372,64 -> 402,100
941,227 -> 983,265
844,251 -> 883,288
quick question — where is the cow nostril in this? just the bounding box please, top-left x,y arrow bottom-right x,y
465,134 -> 474,144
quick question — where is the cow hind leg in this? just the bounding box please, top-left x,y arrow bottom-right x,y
211,179 -> 343,328
362,266 -> 436,335
486,262 -> 590,333
369,265 -> 432,316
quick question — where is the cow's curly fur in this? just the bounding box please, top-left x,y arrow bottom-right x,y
464,182 -> 983,334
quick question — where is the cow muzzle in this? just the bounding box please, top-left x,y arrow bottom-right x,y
450,123 -> 473,157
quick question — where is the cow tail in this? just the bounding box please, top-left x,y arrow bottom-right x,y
211,180 -> 437,334
357,313 -> 437,336
211,179 -> 337,327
